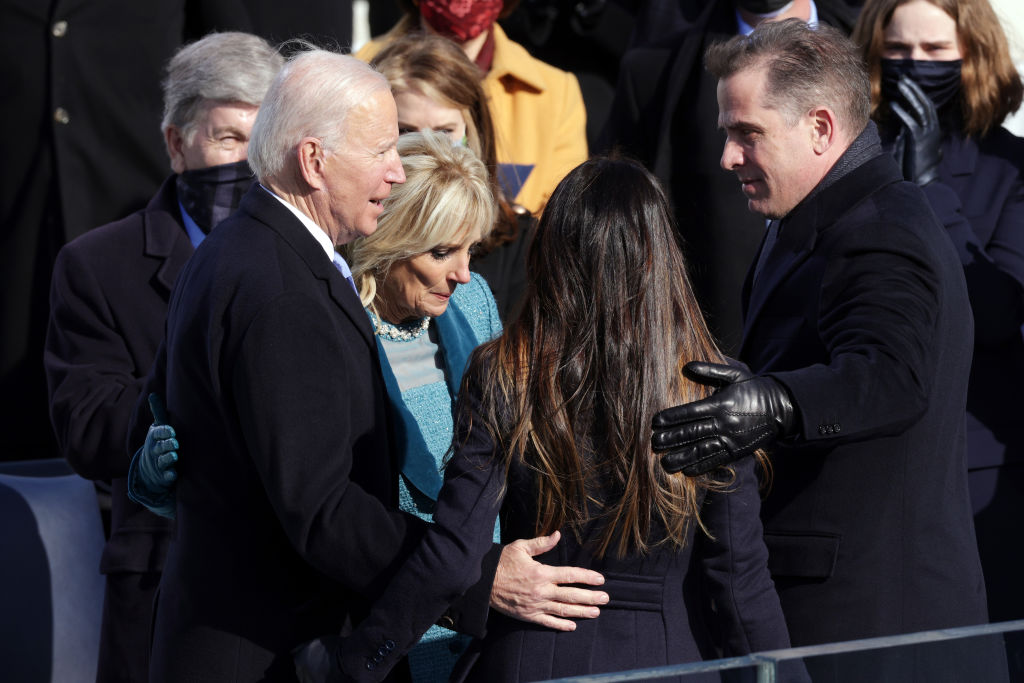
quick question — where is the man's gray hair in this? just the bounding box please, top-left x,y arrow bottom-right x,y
161,31 -> 283,138
706,19 -> 870,133
247,49 -> 391,182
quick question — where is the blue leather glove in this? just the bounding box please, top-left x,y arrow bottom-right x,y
651,362 -> 795,476
127,394 -> 179,519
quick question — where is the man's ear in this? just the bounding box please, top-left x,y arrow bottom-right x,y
809,107 -> 837,155
165,126 -> 186,175
296,137 -> 327,190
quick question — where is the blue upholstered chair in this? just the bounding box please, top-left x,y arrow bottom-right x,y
0,459 -> 105,682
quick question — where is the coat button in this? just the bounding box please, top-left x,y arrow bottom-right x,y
52,20 -> 68,37
377,646 -> 388,658
366,660 -> 376,671
818,425 -> 826,435
438,615 -> 455,629
834,424 -> 841,432
383,640 -> 395,651
54,107 -> 70,125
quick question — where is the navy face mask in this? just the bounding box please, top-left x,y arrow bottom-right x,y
880,58 -> 963,111
176,159 -> 255,233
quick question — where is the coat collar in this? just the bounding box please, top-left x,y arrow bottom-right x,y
142,175 -> 194,296
374,299 -> 478,500
740,151 -> 903,348
237,185 -> 375,349
487,23 -> 548,93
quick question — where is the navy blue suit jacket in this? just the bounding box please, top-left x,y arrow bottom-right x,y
133,185 -> 492,682
914,128 -> 1024,470
741,147 -> 988,647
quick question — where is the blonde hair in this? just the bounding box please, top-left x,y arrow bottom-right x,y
344,131 -> 497,308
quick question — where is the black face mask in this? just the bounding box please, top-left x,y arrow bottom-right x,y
880,58 -> 963,112
175,159 -> 255,233
735,0 -> 793,13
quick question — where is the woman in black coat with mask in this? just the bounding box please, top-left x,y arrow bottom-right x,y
854,0 -> 1024,624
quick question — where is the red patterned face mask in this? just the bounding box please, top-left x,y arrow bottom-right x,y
419,0 -> 503,42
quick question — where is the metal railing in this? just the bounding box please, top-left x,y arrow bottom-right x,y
542,619 -> 1024,682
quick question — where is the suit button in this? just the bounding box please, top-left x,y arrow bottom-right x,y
384,640 -> 395,651
54,107 -> 70,125
438,615 -> 455,629
377,646 -> 388,658
818,425 -> 826,435
834,424 -> 841,432
52,20 -> 68,37
366,660 -> 376,671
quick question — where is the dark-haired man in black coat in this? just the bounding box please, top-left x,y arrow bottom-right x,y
652,20 -> 990,677
600,0 -> 859,355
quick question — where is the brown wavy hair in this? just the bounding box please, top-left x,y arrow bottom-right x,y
852,0 -> 1024,136
370,32 -> 521,256
456,157 -> 740,559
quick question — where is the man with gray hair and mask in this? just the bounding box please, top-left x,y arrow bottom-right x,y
601,0 -> 859,358
126,47 -> 608,682
43,31 -> 283,682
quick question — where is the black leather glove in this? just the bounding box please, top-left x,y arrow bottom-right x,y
889,75 -> 943,186
652,362 -> 795,476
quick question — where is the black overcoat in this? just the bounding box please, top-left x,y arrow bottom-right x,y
135,185 -> 492,682
741,149 -> 989,649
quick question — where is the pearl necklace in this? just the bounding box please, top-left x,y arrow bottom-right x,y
368,309 -> 431,342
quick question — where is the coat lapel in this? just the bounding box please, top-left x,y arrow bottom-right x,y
142,176 -> 194,297
238,185 -> 376,350
741,154 -> 904,349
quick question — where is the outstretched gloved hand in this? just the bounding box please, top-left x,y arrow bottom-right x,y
127,393 -> 179,519
889,75 -> 943,187
651,362 -> 795,476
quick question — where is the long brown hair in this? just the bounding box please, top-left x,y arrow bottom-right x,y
458,157 -> 731,558
370,32 -> 521,255
852,0 -> 1024,136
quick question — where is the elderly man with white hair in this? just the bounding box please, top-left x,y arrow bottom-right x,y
129,47 -> 607,682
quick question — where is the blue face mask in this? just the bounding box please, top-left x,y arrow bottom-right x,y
880,58 -> 963,111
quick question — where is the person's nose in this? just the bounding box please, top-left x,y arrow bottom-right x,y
721,138 -> 742,171
451,252 -> 472,285
385,148 -> 405,184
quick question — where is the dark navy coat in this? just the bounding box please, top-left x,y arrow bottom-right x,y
913,126 -> 1024,623
741,146 -> 988,650
337,362 -> 795,682
132,185 -> 493,682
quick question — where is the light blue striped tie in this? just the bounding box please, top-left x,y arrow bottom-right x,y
331,252 -> 359,294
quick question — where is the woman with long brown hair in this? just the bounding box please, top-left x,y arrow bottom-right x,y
332,157 -> 794,681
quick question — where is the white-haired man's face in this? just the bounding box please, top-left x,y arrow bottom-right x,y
321,89 -> 406,245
